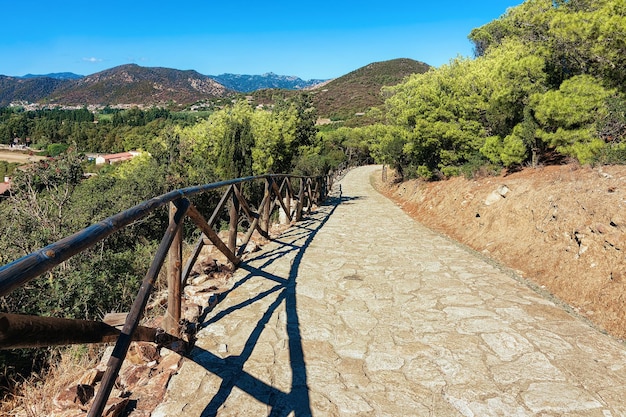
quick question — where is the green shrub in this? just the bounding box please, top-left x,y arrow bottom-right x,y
592,143 -> 626,165
46,143 -> 69,157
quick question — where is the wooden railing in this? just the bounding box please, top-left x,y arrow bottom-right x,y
0,173 -> 333,417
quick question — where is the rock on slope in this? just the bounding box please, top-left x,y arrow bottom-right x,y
376,164 -> 626,340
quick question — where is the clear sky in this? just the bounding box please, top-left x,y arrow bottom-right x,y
1,1 -> 521,80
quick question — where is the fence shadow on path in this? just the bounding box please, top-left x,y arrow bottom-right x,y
184,193 -> 361,417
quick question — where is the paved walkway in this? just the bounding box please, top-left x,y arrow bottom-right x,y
154,165 -> 626,417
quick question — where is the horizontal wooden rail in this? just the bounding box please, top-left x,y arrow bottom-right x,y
0,313 -> 159,349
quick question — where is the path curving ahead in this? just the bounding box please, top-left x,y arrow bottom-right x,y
154,165 -> 626,417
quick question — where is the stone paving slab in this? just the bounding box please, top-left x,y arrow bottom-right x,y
154,165 -> 626,417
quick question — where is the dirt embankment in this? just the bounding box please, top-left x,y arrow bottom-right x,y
375,164 -> 626,341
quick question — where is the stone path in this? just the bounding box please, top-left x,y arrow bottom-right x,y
153,165 -> 626,417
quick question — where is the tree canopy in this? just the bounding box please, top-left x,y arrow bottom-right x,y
369,0 -> 626,178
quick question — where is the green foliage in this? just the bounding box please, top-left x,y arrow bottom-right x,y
382,57 -> 491,176
501,133 -> 528,167
592,142 -> 626,165
0,106 -> 174,153
598,96 -> 626,143
46,143 -> 69,157
371,0 -> 626,176
459,154 -> 500,179
0,151 -> 170,334
416,165 -> 433,180
214,101 -> 255,179
0,160 -> 19,179
531,75 -> 614,162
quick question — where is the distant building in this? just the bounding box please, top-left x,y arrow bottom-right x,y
95,151 -> 141,165
0,177 -> 10,197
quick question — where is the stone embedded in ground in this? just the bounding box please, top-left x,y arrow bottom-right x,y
102,397 -> 129,417
125,342 -> 159,364
53,384 -> 95,409
522,382 -> 603,413
76,368 -> 104,386
183,303 -> 202,322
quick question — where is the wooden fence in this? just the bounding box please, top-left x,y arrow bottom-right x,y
0,173 -> 333,417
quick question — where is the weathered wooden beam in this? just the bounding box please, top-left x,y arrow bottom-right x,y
207,185 -> 234,228
306,178 -> 314,212
259,178 -> 271,236
295,178 -> 305,222
286,177 -> 295,197
89,197 -> 190,417
0,313 -> 157,349
271,180 -> 292,223
313,178 -> 321,203
232,183 -> 257,223
186,204 -> 240,267
228,191 -> 240,255
164,202 -> 184,336
251,191 -> 270,237
278,176 -> 288,195
284,178 -> 293,221
236,217 -> 260,257
181,235 -> 204,286
102,312 -> 128,328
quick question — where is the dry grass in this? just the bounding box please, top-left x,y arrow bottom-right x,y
0,346 -> 102,417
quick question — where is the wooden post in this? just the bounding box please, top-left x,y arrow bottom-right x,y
271,181 -> 292,224
284,178 -> 292,223
228,186 -> 240,255
88,198 -> 190,417
208,185 -> 234,227
181,235 -> 204,286
313,178 -> 321,204
296,178 -> 304,221
306,178 -> 313,214
260,178 -> 272,237
164,201 -> 183,336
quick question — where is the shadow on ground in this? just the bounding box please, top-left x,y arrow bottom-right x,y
184,194 -> 360,416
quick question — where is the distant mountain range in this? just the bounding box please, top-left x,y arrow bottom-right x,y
209,73 -> 326,93
0,59 -> 430,112
0,67 -> 328,106
20,72 -> 84,80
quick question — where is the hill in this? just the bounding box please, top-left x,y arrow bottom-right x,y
209,72 -> 326,92
248,58 -> 431,125
309,58 -> 430,122
48,64 -> 232,106
0,76 -> 70,107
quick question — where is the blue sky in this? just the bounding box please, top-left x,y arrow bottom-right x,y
1,1 -> 521,80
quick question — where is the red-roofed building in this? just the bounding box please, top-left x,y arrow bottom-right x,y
95,151 -> 141,165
